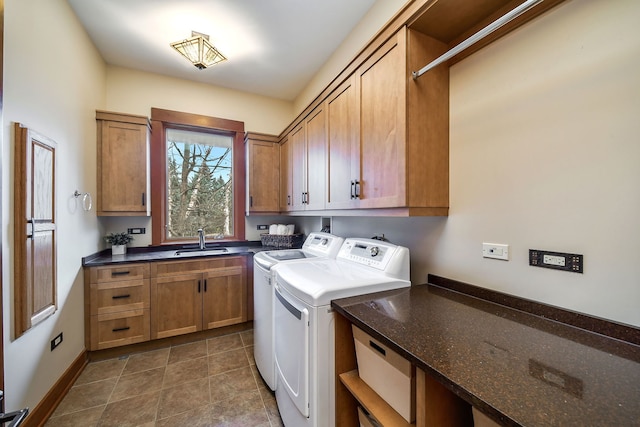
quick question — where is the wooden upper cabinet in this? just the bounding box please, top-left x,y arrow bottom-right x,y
245,133 -> 280,214
355,27 -> 449,214
279,135 -> 293,211
281,105 -> 327,212
357,31 -> 407,209
304,106 -> 327,211
326,76 -> 359,210
289,124 -> 306,211
96,110 -> 151,216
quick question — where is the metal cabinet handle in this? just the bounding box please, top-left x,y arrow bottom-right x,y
112,326 -> 130,332
111,271 -> 131,277
250,196 -> 253,207
204,279 -> 207,292
141,192 -> 146,206
354,180 -> 361,199
112,294 -> 131,300
198,280 -> 201,293
287,195 -> 291,206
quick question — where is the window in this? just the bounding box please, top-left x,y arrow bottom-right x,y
150,109 -> 246,244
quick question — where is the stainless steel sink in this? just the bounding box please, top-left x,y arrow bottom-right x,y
174,247 -> 229,256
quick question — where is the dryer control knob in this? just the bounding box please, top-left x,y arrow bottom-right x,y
370,246 -> 380,257
321,238 -> 328,246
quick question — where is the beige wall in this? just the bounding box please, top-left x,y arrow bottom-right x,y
293,0 -> 407,115
105,66 -> 293,135
2,0 -> 107,410
333,0 -> 640,326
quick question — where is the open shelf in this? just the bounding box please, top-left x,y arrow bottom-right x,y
339,370 -> 415,427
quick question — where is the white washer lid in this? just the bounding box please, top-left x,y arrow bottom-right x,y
273,259 -> 411,306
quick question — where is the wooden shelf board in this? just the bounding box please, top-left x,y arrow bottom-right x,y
339,370 -> 415,427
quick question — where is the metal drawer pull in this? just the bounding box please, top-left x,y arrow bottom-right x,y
111,271 -> 131,276
204,279 -> 207,292
112,294 -> 131,299
198,280 -> 201,293
112,326 -> 130,332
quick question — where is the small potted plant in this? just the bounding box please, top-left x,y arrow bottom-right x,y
104,232 -> 134,256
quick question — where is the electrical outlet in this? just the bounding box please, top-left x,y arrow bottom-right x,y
127,227 -> 146,234
529,249 -> 583,273
51,332 -> 63,351
257,225 -> 268,230
529,358 -> 583,398
482,243 -> 509,260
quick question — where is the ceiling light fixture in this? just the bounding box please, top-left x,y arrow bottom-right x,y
170,31 -> 226,70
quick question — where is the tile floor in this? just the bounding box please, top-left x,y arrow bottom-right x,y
45,330 -> 283,427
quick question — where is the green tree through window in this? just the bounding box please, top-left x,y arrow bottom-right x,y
166,128 -> 234,239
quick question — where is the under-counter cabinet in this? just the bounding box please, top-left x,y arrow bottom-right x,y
150,257 -> 247,339
96,110 -> 151,216
84,263 -> 151,350
335,313 -> 472,427
245,132 -> 280,214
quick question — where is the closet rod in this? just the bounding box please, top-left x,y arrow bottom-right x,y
412,0 -> 544,79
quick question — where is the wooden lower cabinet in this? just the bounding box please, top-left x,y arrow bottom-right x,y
150,256 -> 247,340
84,263 -> 151,350
85,256 -> 248,350
335,313 -> 473,427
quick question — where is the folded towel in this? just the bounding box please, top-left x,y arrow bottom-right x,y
269,224 -> 278,235
286,224 -> 295,235
276,224 -> 288,235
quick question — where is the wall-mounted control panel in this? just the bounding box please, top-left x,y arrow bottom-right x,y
529,249 -> 583,273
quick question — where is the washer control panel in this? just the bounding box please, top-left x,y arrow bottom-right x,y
303,232 -> 344,257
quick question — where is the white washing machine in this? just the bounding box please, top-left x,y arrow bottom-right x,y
272,238 -> 411,427
253,232 -> 343,390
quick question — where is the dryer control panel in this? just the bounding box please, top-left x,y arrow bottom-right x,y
338,238 -> 409,279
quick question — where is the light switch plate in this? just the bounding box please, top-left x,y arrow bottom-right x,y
483,243 -> 509,261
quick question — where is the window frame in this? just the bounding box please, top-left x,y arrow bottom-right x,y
150,108 -> 246,245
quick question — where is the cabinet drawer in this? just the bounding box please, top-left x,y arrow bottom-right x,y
89,279 -> 150,316
153,256 -> 245,276
90,309 -> 150,350
94,263 -> 150,283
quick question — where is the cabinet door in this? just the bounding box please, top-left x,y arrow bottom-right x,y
151,273 -> 202,339
97,113 -> 150,216
247,138 -> 279,213
305,106 -> 326,210
202,265 -> 247,329
326,76 -> 358,210
290,124 -> 307,211
280,136 -> 292,211
357,30 -> 407,208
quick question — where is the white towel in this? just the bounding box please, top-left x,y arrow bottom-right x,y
286,224 -> 295,235
276,224 -> 288,235
269,224 -> 278,235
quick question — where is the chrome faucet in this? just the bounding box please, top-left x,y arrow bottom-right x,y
198,228 -> 206,250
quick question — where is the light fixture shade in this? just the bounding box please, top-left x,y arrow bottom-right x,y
171,31 -> 226,70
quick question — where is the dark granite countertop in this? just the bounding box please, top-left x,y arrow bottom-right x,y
331,275 -> 640,426
82,240 -> 268,267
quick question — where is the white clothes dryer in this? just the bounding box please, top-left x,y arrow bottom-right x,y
272,238 -> 411,427
253,232 -> 343,390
